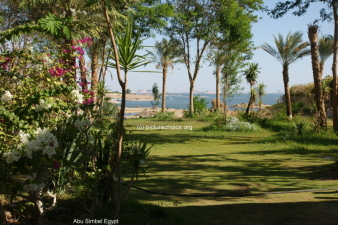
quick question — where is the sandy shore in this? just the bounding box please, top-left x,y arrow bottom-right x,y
106,93 -> 270,118
124,107 -> 184,118
106,93 -> 153,103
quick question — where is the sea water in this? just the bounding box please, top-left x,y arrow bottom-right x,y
117,93 -> 283,110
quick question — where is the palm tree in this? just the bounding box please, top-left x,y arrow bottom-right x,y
319,35 -> 334,75
209,49 -> 227,110
243,62 -> 260,115
256,83 -> 266,110
308,24 -> 328,129
147,38 -> 182,112
261,31 -> 310,118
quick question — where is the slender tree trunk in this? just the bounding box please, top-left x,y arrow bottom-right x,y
223,93 -> 227,121
332,1 -> 338,131
162,66 -> 167,112
91,44 -> 99,101
223,77 -> 228,121
245,86 -> 253,115
189,79 -> 195,115
283,65 -> 292,118
102,3 -> 123,219
308,24 -> 327,128
215,65 -> 221,109
79,56 -> 88,91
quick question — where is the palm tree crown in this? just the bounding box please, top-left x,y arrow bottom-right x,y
243,62 -> 260,114
318,35 -> 334,70
147,38 -> 183,69
261,31 -> 310,67
244,62 -> 260,87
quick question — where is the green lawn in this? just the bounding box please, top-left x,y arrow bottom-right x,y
120,117 -> 338,225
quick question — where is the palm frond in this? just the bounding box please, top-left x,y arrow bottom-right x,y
261,31 -> 310,66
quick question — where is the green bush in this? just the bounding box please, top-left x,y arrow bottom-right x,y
153,111 -> 175,120
185,95 -> 209,116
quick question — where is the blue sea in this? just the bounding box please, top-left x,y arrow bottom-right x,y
117,93 -> 283,110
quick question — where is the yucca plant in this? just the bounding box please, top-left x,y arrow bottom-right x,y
106,18 -> 153,217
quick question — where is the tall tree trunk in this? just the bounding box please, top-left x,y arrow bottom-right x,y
223,77 -> 228,121
189,79 -> 195,115
161,66 -> 167,112
245,87 -> 253,115
91,44 -> 99,101
79,56 -> 88,91
283,65 -> 292,118
215,65 -> 221,109
332,1 -> 338,131
102,4 -> 123,219
308,24 -> 327,128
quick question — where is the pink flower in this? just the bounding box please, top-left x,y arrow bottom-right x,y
89,91 -> 94,95
83,89 -> 89,93
49,67 -> 65,77
0,57 -> 11,70
87,98 -> 94,104
82,98 -> 94,105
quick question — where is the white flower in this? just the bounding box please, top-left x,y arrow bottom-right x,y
18,130 -> 30,145
74,119 -> 91,131
70,89 -> 84,103
42,146 -> 56,158
3,151 -> 21,163
35,99 -> 52,112
70,8 -> 76,16
16,128 -> 58,160
43,55 -> 53,65
1,91 -> 13,102
78,109 -> 84,116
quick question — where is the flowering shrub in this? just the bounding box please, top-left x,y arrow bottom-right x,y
0,35 -> 151,224
224,117 -> 258,131
0,37 -> 96,222
1,91 -> 13,102
203,117 -> 258,132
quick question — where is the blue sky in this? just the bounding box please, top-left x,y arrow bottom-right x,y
106,1 -> 334,94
